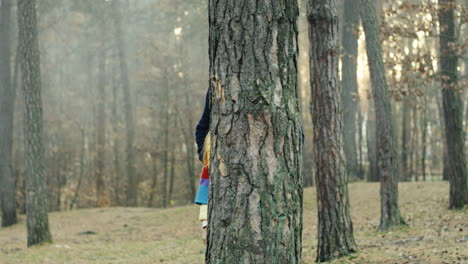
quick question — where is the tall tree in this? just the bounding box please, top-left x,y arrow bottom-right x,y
96,40 -> 107,207
0,0 -> 18,227
438,0 -> 467,209
112,0 -> 137,206
341,0 -> 360,180
206,1 -> 303,263
308,0 -> 357,261
18,0 -> 53,246
360,0 -> 405,231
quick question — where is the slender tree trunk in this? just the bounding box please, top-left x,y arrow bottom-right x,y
367,107 -> 378,182
18,0 -> 52,246
112,0 -> 137,206
308,0 -> 357,261
96,44 -> 106,207
341,0 -> 360,180
111,73 -> 123,205
0,0 -> 18,227
70,128 -> 85,210
421,96 -> 428,181
148,155 -> 158,207
360,0 -> 405,231
168,139 -> 175,205
412,105 -> 420,181
161,70 -> 170,208
438,0 -> 467,209
400,99 -> 410,181
206,1 -> 303,263
357,106 -> 364,178
179,98 -> 196,201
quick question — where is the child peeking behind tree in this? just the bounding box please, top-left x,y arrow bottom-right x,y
194,89 -> 211,245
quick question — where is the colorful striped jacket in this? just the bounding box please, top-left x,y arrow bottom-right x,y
194,133 -> 210,206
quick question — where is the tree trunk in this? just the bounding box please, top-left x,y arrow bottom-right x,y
367,106 -> 378,182
438,0 -> 467,209
0,0 -> 18,227
421,96 -> 427,181
308,0 -> 357,261
18,0 -> 53,246
360,0 -> 405,231
357,106 -> 364,178
206,1 -> 303,263
400,99 -> 411,181
161,69 -> 170,208
112,0 -> 137,207
111,72 -> 123,205
341,0 -> 360,181
96,43 -> 106,207
70,128 -> 85,210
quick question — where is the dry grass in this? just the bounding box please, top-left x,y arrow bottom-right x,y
0,182 -> 466,264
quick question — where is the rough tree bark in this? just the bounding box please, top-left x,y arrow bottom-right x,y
18,0 -> 53,246
308,0 -> 357,261
438,0 -> 467,209
0,0 -> 18,227
112,0 -> 137,206
360,0 -> 405,231
341,0 -> 360,180
206,1 -> 303,263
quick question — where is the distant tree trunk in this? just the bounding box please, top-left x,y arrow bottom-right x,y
206,1 -> 303,263
148,155 -> 158,207
412,105 -> 420,181
168,138 -> 175,205
111,74 -> 123,205
400,99 -> 411,181
367,106 -> 378,182
181,70 -> 196,201
360,0 -> 405,231
421,96 -> 428,181
161,70 -> 170,208
438,0 -> 467,209
308,0 -> 357,261
112,0 -> 137,206
96,45 -> 106,207
341,0 -> 360,180
18,0 -> 53,246
0,0 -> 18,227
357,106 -> 364,177
70,128 -> 86,210
179,95 -> 196,201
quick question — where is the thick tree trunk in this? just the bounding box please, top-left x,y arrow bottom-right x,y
438,0 -> 467,209
341,0 -> 360,181
18,0 -> 53,246
0,0 -> 18,227
360,0 -> 405,231
112,0 -> 137,206
308,0 -> 357,261
206,1 -> 303,263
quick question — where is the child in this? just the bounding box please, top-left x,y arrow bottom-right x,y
194,89 -> 211,244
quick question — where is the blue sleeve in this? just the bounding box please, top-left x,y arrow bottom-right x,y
195,89 -> 210,161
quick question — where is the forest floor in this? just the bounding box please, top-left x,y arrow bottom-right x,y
0,182 -> 467,264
